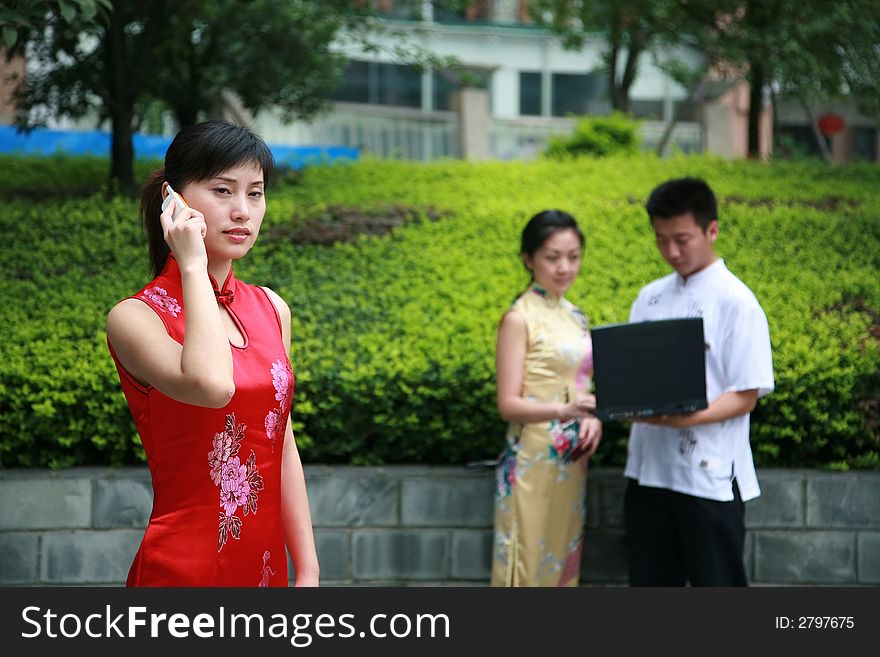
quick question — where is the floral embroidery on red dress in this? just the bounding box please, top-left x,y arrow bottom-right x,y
259,550 -> 276,587
208,413 -> 264,552
140,286 -> 181,317
264,359 -> 293,452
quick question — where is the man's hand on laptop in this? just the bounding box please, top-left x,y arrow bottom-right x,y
633,411 -> 703,428
632,391 -> 757,428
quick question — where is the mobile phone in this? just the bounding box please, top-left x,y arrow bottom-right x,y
161,184 -> 188,214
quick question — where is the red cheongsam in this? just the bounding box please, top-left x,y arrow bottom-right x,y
108,256 -> 293,586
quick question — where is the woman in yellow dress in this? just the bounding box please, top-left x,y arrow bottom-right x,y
492,210 -> 602,587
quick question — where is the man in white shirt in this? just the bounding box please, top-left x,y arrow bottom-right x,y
625,177 -> 774,586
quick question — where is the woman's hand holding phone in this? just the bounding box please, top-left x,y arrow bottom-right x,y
160,184 -> 208,270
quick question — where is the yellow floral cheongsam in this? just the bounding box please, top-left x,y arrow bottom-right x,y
491,283 -> 593,587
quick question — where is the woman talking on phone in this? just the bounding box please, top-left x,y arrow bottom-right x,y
106,120 -> 318,586
491,210 -> 601,587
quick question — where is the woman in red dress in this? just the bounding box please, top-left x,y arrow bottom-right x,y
106,121 -> 319,586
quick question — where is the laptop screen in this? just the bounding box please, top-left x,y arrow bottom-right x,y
591,318 -> 707,420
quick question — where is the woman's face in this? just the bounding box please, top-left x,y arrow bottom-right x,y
178,161 -> 266,263
523,228 -> 582,296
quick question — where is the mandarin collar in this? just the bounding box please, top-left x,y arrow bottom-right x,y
209,266 -> 236,305
529,282 -> 563,307
163,255 -> 236,305
675,258 -> 725,290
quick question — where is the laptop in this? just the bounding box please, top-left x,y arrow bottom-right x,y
591,317 -> 708,421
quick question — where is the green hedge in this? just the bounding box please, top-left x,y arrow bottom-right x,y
1,154 -> 878,469
0,154 -> 160,200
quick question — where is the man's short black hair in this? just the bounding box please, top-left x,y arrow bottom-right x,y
645,177 -> 718,230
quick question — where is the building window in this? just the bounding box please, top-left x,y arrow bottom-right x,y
370,0 -> 422,20
378,62 -> 422,107
434,0 -> 529,25
853,126 -> 877,161
630,99 -> 664,121
552,73 -> 590,116
332,60 -> 422,108
495,0 -> 531,24
673,99 -> 699,122
435,0 -> 491,23
550,72 -> 608,117
520,71 -> 541,116
332,61 -> 371,104
777,125 -> 829,159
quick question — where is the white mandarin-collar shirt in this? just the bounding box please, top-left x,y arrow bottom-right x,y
624,259 -> 774,501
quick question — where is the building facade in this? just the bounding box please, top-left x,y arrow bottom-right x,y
248,0 -> 706,161
2,2 -> 877,164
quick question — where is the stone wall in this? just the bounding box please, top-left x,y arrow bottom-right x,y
1,466 -> 878,585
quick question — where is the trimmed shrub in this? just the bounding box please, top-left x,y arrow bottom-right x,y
545,112 -> 641,158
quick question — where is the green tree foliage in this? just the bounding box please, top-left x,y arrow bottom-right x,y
6,0 -> 460,191
528,0 -> 691,113
675,0 -> 880,158
144,1 -> 354,130
526,1 -> 880,159
0,0 -> 110,53
10,0 -> 368,191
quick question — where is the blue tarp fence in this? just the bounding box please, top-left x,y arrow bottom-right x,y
0,125 -> 359,169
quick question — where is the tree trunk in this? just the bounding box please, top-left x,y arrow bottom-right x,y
608,51 -> 640,113
176,106 -> 199,129
770,85 -> 780,159
611,81 -> 630,113
609,49 -> 635,113
656,80 -> 704,157
747,62 -> 764,158
799,96 -> 834,163
608,55 -> 624,111
616,26 -> 645,115
607,11 -> 625,112
110,106 -> 136,193
105,5 -> 136,194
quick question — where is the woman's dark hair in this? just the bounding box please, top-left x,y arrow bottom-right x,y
520,209 -> 585,262
140,120 -> 276,277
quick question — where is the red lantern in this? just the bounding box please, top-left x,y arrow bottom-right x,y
817,113 -> 845,136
